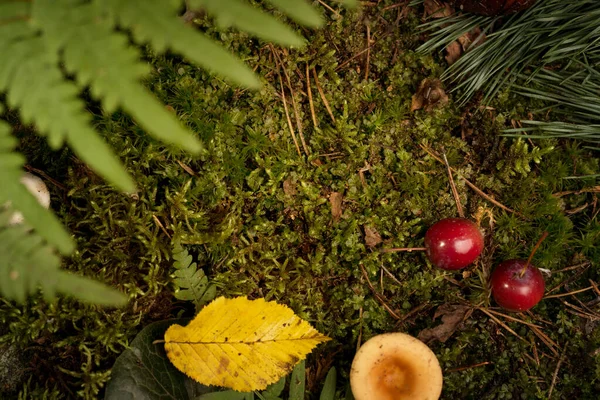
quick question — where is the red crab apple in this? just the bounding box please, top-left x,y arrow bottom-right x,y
424,218 -> 484,270
490,259 -> 545,312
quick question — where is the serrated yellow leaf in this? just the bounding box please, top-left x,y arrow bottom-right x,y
164,296 -> 330,392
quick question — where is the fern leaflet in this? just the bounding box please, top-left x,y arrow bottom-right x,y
0,121 -> 73,253
172,241 -> 216,311
0,208 -> 126,306
104,0 -> 261,89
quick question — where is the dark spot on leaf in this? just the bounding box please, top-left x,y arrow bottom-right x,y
216,357 -> 230,375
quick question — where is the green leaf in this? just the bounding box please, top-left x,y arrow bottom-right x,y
189,0 -> 305,47
106,0 -> 261,89
319,367 -> 337,400
264,0 -> 323,28
261,376 -> 285,399
288,360 -> 306,400
106,320 -> 197,399
197,391 -> 250,400
335,0 -> 359,7
0,209 -> 122,305
0,121 -> 74,254
54,272 -> 126,307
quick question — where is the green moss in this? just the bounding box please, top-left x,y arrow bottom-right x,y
2,1 -> 600,398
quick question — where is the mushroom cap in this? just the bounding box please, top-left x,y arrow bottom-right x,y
8,172 -> 51,225
350,332 -> 443,400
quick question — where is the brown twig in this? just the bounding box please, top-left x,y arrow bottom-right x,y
381,264 -> 403,286
335,32 -> 392,72
544,286 -> 594,299
446,361 -> 492,373
306,63 -> 318,129
529,324 -> 559,356
380,247 -> 427,253
24,165 -> 66,191
359,263 -> 401,320
478,308 -> 529,345
152,215 -> 171,239
317,0 -> 341,18
420,144 -> 521,216
548,342 -> 569,398
277,72 -> 302,156
484,309 -> 543,329
176,160 -> 197,176
520,231 -> 548,277
272,49 -> 309,156
553,186 -> 600,197
443,153 -> 464,218
312,68 -> 336,124
547,263 -> 591,294
364,23 -> 371,81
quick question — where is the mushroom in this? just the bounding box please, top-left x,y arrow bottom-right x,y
350,332 -> 443,400
7,172 -> 51,226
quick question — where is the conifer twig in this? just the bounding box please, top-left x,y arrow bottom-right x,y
420,144 -> 521,216
443,153 -> 464,218
277,72 -> 302,157
359,263 -> 401,320
548,342 -> 569,398
306,63 -> 318,129
272,48 -> 309,156
312,68 -> 336,124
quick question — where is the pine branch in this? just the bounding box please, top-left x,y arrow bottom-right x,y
172,240 -> 216,312
505,66 -> 600,144
417,0 -> 600,105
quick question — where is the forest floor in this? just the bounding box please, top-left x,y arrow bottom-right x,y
2,1 -> 600,399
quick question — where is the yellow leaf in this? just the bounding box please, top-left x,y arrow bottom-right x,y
164,296 -> 331,392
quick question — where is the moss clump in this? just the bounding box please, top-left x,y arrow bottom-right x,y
2,1 -> 600,398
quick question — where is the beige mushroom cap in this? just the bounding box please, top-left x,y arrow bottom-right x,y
350,332 -> 443,400
8,172 -> 51,226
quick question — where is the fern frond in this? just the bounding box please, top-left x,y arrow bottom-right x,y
0,18 -> 136,192
104,0 -> 262,89
0,121 -> 73,254
263,0 -> 324,28
188,0 -> 306,46
0,208 -> 126,306
172,240 -> 216,311
32,0 -> 203,154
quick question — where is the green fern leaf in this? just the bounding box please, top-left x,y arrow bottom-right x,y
0,121 -> 73,254
264,0 -> 324,28
104,0 -> 261,89
188,0 -> 306,46
32,0 -> 204,154
0,209 -> 126,306
172,240 -> 216,311
0,18 -> 136,192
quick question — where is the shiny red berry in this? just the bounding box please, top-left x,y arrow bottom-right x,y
424,218 -> 484,270
491,259 -> 545,312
